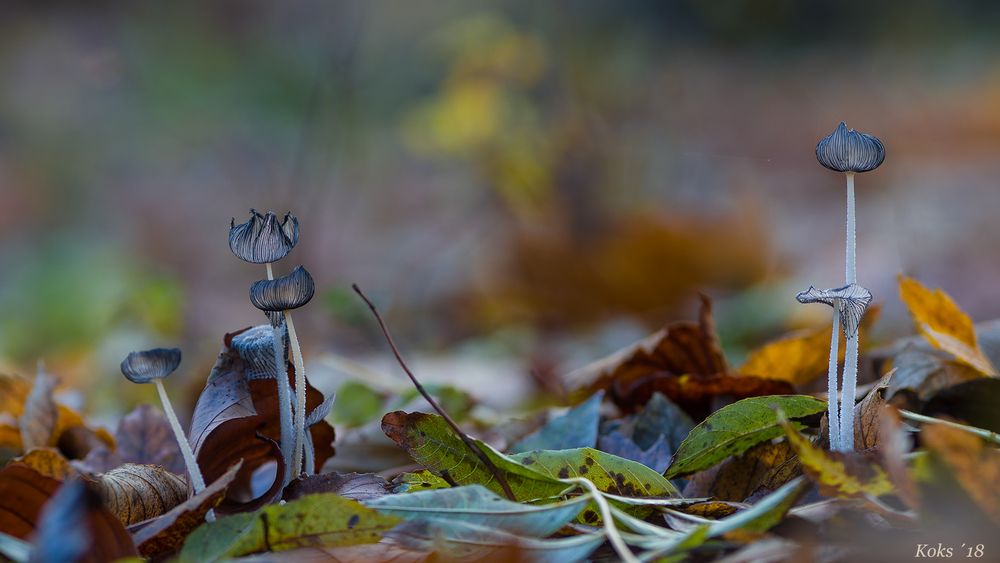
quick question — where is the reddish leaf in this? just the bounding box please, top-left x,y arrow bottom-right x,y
612,373 -> 795,422
0,462 -> 61,539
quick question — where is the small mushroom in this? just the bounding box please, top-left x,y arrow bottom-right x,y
228,210 -> 300,265
815,122 -> 885,173
120,348 -> 208,497
249,265 -> 315,478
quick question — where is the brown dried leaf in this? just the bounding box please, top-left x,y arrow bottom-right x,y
886,346 -> 982,402
132,461 -> 242,559
877,406 -> 918,510
921,423 -> 1000,526
15,447 -> 77,481
0,461 -> 61,539
78,404 -> 185,475
853,371 -> 893,450
611,372 -> 794,422
283,472 -> 391,503
87,463 -> 189,525
682,439 -> 799,502
20,370 -> 58,451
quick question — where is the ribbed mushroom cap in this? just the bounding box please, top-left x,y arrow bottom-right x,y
230,324 -> 288,380
249,265 -> 315,312
229,210 -> 300,264
816,122 -> 885,173
796,283 -> 873,337
120,348 -> 182,384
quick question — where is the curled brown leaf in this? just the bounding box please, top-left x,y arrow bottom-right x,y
87,463 -> 189,525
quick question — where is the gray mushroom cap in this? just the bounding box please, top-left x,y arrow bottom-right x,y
230,323 -> 288,381
229,209 -> 300,264
796,283 -> 873,338
816,122 -> 885,173
120,348 -> 182,384
249,265 -> 315,312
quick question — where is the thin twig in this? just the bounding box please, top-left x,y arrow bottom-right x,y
899,409 -> 1000,445
352,283 -> 517,500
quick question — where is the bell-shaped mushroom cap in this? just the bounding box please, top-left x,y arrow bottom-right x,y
120,348 -> 182,384
230,323 -> 288,380
229,209 -> 300,264
816,122 -> 885,173
796,283 -> 873,337
249,265 -> 315,312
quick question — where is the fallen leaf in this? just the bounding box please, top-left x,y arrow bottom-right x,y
509,391 -> 603,453
778,416 -> 892,498
682,439 -> 799,502
78,404 -> 185,475
0,462 -> 61,539
877,406 -> 918,510
739,305 -> 881,386
612,372 -> 795,422
31,479 -> 138,563
283,472 -> 391,503
19,369 -> 57,451
14,447 -> 76,481
177,493 -> 400,562
509,448 -> 678,498
885,345 -> 981,402
87,463 -> 189,525
665,395 -> 826,479
853,371 -> 893,450
132,461 -> 242,559
898,275 -> 997,376
597,392 -> 693,473
597,431 -> 673,473
921,423 -> 1000,527
562,294 -> 728,398
390,470 -> 451,493
234,543 -> 431,562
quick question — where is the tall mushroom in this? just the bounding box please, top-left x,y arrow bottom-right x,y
229,210 -> 299,479
800,122 -> 884,451
249,265 -> 316,478
120,348 -> 207,493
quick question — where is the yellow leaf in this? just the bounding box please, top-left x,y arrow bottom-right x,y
898,276 -> 997,376
14,448 -> 77,481
779,415 -> 893,498
740,305 -> 880,385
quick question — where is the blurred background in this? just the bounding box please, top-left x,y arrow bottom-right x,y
3,0 -> 1000,416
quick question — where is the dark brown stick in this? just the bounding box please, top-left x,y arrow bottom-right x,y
352,283 -> 516,500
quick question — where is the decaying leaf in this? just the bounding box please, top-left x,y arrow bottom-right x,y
778,416 -> 892,498
78,404 -> 185,475
509,391 -> 603,453
132,461 -> 242,559
682,439 -> 799,502
921,423 -> 1000,526
885,345 -> 982,402
0,462 -> 62,539
898,275 -> 998,376
613,373 -> 795,422
665,395 -> 826,479
19,369 -> 58,451
283,472 -> 392,503
597,431 -> 673,473
390,470 -> 451,493
190,327 -> 335,514
853,371 -> 893,450
508,448 -> 678,498
15,447 -> 77,481
177,493 -> 400,562
87,463 -> 189,525
740,305 -> 881,386
877,406 -> 918,510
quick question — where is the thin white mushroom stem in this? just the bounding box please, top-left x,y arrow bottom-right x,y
154,379 -> 213,523
266,263 -> 295,484
840,333 -> 859,451
284,311 -> 308,478
845,173 -> 856,284
826,311 -> 841,451
562,477 -> 639,563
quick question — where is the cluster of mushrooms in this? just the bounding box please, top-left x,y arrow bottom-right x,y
120,210 -> 316,499
797,122 -> 884,452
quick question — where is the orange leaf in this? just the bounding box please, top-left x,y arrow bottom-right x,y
898,275 -> 997,376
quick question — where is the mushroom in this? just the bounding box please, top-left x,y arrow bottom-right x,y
802,122 -> 884,451
229,210 -> 300,481
249,265 -> 315,478
120,348 -> 207,493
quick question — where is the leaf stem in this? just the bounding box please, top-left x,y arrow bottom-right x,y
899,409 -> 1000,445
352,283 -> 517,501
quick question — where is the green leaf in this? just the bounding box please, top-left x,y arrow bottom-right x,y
391,469 -> 451,493
508,448 -> 679,498
510,391 -> 603,453
365,485 -> 587,537
665,395 -> 826,478
390,519 -> 605,563
382,411 -> 570,501
177,493 -> 399,562
332,380 -> 386,427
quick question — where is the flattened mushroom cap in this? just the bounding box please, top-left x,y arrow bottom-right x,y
231,323 -> 288,380
229,209 -> 300,264
796,283 -> 873,337
249,265 -> 315,312
816,122 -> 885,173
121,348 -> 182,383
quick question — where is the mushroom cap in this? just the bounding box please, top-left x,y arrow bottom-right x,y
230,323 -> 288,381
815,122 -> 885,173
120,348 -> 182,384
249,265 -> 315,312
229,209 -> 300,264
796,283 -> 873,337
